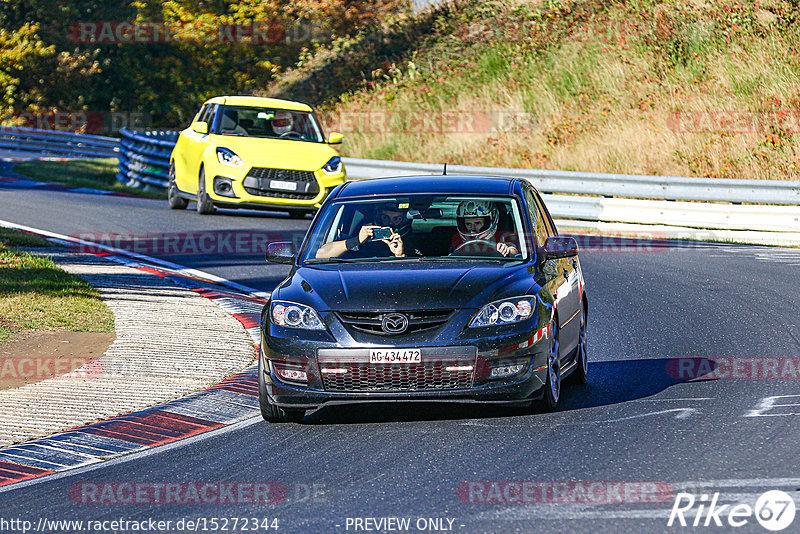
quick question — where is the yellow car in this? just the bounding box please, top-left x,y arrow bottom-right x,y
168,95 -> 346,217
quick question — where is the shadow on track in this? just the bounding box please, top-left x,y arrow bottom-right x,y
300,357 -> 716,425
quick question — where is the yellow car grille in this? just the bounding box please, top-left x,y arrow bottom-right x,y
242,167 -> 319,199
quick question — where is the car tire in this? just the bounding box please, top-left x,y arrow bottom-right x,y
535,320 -> 561,412
566,303 -> 588,385
196,167 -> 216,215
258,352 -> 305,423
167,162 -> 188,210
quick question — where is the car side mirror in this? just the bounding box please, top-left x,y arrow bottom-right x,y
266,242 -> 297,264
540,236 -> 578,261
193,121 -> 208,134
327,132 -> 343,145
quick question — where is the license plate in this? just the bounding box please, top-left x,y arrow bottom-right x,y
369,349 -> 421,364
269,179 -> 297,191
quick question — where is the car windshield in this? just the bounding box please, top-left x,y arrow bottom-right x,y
302,195 -> 529,263
215,105 -> 324,143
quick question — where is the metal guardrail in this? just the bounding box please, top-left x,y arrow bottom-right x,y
116,128 -> 178,189
2,126 -> 796,244
0,126 -> 119,158
342,158 -> 800,206
341,158 -> 800,245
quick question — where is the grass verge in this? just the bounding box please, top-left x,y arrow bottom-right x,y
13,158 -> 165,199
0,228 -> 115,344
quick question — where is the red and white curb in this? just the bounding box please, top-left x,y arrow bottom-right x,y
0,221 -> 273,488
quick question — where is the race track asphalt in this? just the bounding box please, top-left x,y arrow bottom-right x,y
1,185 -> 799,533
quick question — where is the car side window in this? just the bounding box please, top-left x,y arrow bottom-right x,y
194,104 -> 208,124
198,104 -> 214,125
534,191 -> 558,237
205,104 -> 219,132
524,188 -> 548,249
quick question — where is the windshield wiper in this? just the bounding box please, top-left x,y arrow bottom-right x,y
423,256 -> 519,262
304,258 -> 361,264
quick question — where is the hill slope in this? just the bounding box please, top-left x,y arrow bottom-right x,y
267,0 -> 800,180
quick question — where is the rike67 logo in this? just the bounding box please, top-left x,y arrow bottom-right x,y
668,491 -> 796,531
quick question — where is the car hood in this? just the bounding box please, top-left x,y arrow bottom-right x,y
208,134 -> 338,171
275,262 -> 536,311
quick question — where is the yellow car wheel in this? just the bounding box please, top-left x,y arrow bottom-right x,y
196,167 -> 216,215
168,161 -> 188,210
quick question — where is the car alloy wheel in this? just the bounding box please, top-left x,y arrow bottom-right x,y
167,162 -> 188,210
536,320 -> 561,412
196,167 -> 216,215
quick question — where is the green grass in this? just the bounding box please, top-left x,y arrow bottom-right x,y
0,228 -> 114,343
13,158 -> 165,199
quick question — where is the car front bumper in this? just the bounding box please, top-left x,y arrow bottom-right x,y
260,337 -> 551,410
203,161 -> 346,208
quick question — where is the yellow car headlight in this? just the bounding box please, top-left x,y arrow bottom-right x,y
216,147 -> 244,167
321,156 -> 342,175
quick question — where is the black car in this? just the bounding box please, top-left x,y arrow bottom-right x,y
259,175 -> 588,422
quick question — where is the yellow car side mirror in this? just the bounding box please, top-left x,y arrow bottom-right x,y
327,132 -> 343,145
193,121 -> 209,134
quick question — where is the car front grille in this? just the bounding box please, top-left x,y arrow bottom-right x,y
337,310 -> 454,336
320,360 -> 474,392
242,167 -> 319,199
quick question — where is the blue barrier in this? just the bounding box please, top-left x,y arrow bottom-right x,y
116,128 -> 178,189
0,126 -> 119,158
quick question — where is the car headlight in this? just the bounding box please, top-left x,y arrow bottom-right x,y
216,147 -> 243,167
270,300 -> 325,330
321,156 -> 342,175
469,296 -> 535,328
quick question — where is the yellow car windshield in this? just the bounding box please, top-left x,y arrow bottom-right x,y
216,106 -> 324,143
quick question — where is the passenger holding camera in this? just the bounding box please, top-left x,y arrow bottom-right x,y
315,204 -> 421,259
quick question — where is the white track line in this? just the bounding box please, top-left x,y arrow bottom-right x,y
0,218 -> 271,299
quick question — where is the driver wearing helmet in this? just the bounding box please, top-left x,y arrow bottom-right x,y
451,200 -> 519,257
271,110 -> 294,136
315,203 -> 422,259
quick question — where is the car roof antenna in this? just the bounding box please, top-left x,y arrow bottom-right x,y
443,163 -> 447,175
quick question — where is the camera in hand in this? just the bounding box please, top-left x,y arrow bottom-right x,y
371,227 -> 393,241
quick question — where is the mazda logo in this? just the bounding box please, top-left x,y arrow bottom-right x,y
381,313 -> 409,335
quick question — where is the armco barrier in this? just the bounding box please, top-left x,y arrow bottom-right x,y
116,128 -> 178,189
0,126 -> 119,158
3,126 -> 797,245
342,158 -> 800,206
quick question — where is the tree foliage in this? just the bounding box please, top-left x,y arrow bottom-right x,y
0,0 -> 410,129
